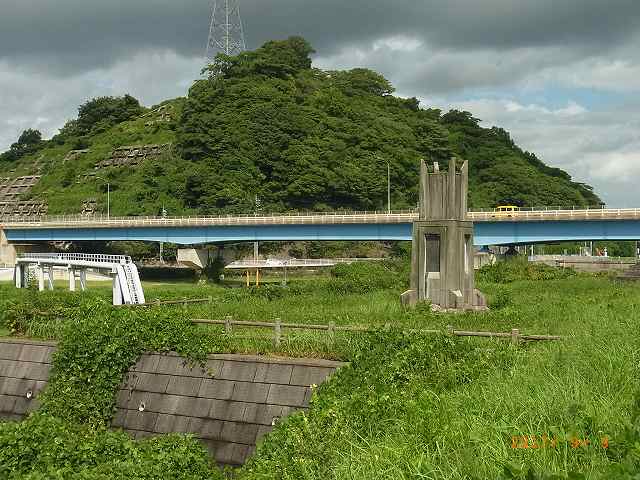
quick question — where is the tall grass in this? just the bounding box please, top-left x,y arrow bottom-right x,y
1,264 -> 638,478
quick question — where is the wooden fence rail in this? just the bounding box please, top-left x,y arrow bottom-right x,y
191,317 -> 562,347
118,297 -> 213,308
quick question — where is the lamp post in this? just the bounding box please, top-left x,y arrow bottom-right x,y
377,155 -> 391,213
387,161 -> 391,214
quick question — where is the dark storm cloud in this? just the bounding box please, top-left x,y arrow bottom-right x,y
1,0 -> 640,74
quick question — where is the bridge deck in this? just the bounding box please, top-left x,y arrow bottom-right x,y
1,208 -> 639,229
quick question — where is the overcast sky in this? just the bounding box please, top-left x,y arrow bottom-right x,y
1,0 -> 639,207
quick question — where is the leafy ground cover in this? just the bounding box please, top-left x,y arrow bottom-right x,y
0,260 -> 638,478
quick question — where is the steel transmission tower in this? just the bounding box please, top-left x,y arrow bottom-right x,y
206,0 -> 246,62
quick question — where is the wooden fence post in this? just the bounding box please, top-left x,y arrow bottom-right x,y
274,318 -> 282,347
511,328 -> 520,345
328,321 -> 335,347
224,315 -> 232,334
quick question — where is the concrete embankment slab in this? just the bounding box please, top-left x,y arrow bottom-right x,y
0,339 -> 344,465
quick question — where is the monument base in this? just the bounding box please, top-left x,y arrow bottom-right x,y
401,288 -> 487,311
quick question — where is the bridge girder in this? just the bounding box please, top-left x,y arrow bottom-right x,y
2,219 -> 640,247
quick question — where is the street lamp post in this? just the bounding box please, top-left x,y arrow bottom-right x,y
377,155 -> 391,213
387,161 -> 391,214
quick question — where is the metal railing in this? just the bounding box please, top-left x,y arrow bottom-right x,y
467,207 -> 640,221
0,210 -> 418,228
225,258 -> 385,269
1,207 -> 639,228
17,253 -> 132,264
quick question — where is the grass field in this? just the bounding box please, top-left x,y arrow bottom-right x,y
0,261 -> 638,479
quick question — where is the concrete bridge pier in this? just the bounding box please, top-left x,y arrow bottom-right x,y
37,264 -> 45,291
112,273 -> 123,305
177,246 -> 236,269
35,264 -> 55,291
69,268 -> 76,292
79,270 -> 87,291
46,266 -> 54,290
0,229 -> 16,266
14,263 -> 25,288
67,268 -> 87,292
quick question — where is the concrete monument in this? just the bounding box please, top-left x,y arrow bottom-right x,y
401,157 -> 487,311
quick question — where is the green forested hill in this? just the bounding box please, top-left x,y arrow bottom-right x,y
0,37 -> 599,216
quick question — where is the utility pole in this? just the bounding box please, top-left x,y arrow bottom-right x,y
206,0 -> 246,62
160,205 -> 167,264
254,194 -> 260,261
387,161 -> 391,214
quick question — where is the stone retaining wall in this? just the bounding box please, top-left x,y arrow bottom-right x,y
0,339 -> 55,421
0,339 -> 343,465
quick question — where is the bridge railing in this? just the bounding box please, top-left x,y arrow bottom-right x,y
0,210 -> 419,226
2,207 -> 640,227
225,258 -> 385,269
467,208 -> 640,221
17,253 -> 132,264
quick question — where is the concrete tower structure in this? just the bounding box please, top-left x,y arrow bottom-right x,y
401,157 -> 487,310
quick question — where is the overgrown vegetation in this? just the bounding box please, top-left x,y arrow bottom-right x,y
0,260 -> 637,478
0,293 -> 228,479
0,416 -> 220,480
477,257 -> 578,284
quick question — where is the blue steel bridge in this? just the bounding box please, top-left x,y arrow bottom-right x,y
2,208 -> 640,247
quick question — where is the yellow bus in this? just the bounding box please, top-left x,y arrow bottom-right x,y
493,205 -> 520,217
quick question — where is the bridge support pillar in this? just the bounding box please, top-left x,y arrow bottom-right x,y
46,267 -> 54,290
112,274 -> 124,305
0,229 -> 17,266
69,268 -> 76,292
37,265 -> 45,291
79,270 -> 87,291
14,264 -> 22,288
402,158 -> 486,311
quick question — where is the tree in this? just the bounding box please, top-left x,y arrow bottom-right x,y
76,94 -> 144,135
204,36 -> 315,80
17,129 -> 42,146
0,128 -> 44,162
331,68 -> 395,96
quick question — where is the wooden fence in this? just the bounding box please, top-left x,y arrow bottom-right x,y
118,297 -> 213,308
191,317 -> 562,347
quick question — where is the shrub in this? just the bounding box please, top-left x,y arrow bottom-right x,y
489,289 -> 512,309
0,414 -> 222,479
478,259 -> 576,284
327,260 -> 408,294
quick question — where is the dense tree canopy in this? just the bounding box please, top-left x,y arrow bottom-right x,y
177,37 -> 599,213
0,37 -> 600,216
